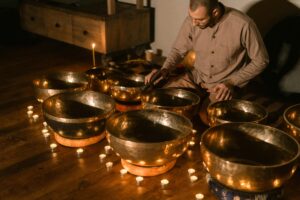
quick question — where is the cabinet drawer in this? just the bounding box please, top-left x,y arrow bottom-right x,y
44,9 -> 72,43
72,16 -> 106,53
20,4 -> 45,35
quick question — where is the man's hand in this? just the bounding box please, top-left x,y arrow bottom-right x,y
208,82 -> 234,101
145,69 -> 158,84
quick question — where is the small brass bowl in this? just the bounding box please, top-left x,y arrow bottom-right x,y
106,109 -> 193,167
108,73 -> 145,103
207,99 -> 268,126
141,88 -> 200,119
43,91 -> 115,140
33,71 -> 88,102
283,103 -> 300,143
201,122 -> 300,192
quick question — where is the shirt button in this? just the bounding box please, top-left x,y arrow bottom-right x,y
211,51 -> 215,54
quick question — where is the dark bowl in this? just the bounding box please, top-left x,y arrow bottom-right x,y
43,91 -> 115,139
201,122 -> 300,192
283,103 -> 300,143
33,71 -> 88,102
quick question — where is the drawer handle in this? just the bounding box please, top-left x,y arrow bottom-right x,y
30,16 -> 35,21
55,23 -> 61,28
83,30 -> 88,35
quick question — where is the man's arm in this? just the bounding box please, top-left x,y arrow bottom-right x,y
226,19 -> 269,87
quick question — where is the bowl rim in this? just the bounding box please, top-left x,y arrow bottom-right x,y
106,109 -> 193,145
141,88 -> 201,109
207,99 -> 268,124
283,103 -> 300,131
201,122 -> 300,169
42,91 -> 115,123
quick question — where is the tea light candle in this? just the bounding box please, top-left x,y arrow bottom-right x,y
104,145 -> 112,154
136,176 -> 143,186
120,169 -> 127,177
195,193 -> 204,200
99,154 -> 106,162
76,148 -> 84,157
43,121 -> 48,127
188,168 -> 196,176
42,128 -> 49,134
189,141 -> 196,147
27,110 -> 33,118
50,143 -> 57,152
92,43 -> 96,67
43,132 -> 50,138
106,162 -> 113,171
32,114 -> 39,122
160,179 -> 169,189
27,105 -> 33,111
190,175 -> 198,183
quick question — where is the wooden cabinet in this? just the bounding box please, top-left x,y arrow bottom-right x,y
19,0 -> 151,54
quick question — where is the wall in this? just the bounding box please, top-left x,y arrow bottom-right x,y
121,0 -> 300,56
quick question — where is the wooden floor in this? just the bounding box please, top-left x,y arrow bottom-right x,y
0,37 -> 300,200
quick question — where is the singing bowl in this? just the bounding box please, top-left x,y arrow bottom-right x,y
207,99 -> 268,126
283,104 -> 300,143
108,73 -> 145,103
141,88 -> 200,118
33,71 -> 88,102
42,91 -> 115,140
106,109 -> 193,167
201,122 -> 300,192
85,67 -> 123,93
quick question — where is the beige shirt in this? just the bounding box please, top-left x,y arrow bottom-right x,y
162,5 -> 269,88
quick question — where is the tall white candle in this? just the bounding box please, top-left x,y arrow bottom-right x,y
92,43 -> 96,67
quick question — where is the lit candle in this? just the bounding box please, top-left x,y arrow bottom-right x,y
27,110 -> 33,118
104,145 -> 112,154
190,175 -> 198,183
43,132 -> 50,138
120,169 -> 128,177
189,141 -> 195,147
160,179 -> 169,189
50,143 -> 57,152
92,43 -> 96,67
106,162 -> 113,171
42,128 -> 49,134
32,114 -> 39,122
27,105 -> 33,111
136,176 -> 144,186
76,148 -> 84,157
43,121 -> 48,127
188,168 -> 196,176
99,154 -> 106,163
195,193 -> 204,200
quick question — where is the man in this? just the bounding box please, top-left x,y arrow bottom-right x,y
145,0 -> 269,102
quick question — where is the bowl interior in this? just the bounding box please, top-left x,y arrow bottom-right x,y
208,100 -> 267,123
106,110 -> 192,143
34,71 -> 88,90
142,88 -> 200,107
109,73 -> 145,88
284,104 -> 300,128
43,91 -> 115,119
202,123 -> 299,166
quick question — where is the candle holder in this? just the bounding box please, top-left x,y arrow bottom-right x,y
99,154 -> 106,163
106,162 -> 113,171
120,169 -> 128,178
190,175 -> 198,183
104,145 -> 112,154
76,148 -> 84,158
195,193 -> 204,200
27,110 -> 33,118
188,168 -> 196,176
43,121 -> 48,127
50,143 -> 57,152
27,105 -> 33,111
32,114 -> 39,122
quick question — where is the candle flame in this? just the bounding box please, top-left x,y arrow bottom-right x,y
92,43 -> 96,48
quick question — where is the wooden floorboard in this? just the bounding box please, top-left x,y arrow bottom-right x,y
0,37 -> 299,200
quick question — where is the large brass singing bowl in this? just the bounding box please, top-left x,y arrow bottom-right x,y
207,99 -> 268,126
85,67 -> 123,93
108,73 -> 145,103
43,91 -> 115,139
141,88 -> 200,119
201,122 -> 300,192
33,71 -> 88,102
283,104 -> 300,143
106,109 -> 193,167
